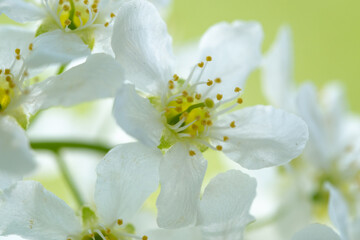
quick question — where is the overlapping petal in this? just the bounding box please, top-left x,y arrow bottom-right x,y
25,30 -> 91,68
198,21 -> 263,99
0,0 -> 46,23
157,143 -> 207,228
292,224 -> 341,240
113,84 -> 164,148
326,183 -> 350,240
26,53 -> 124,113
262,26 -> 295,109
0,181 -> 82,240
0,116 -> 35,176
213,106 -> 308,169
95,142 -> 161,225
111,0 -> 175,94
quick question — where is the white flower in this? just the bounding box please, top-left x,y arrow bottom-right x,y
262,26 -> 360,208
292,184 -> 360,240
0,0 -> 173,57
0,25 -> 124,189
147,170 -> 257,240
0,143 -> 161,240
109,0 -> 308,228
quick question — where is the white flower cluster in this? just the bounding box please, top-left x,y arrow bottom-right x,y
0,0 -> 358,240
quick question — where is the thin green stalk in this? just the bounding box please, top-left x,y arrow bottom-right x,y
57,64 -> 68,75
54,151 -> 84,207
30,141 -> 110,154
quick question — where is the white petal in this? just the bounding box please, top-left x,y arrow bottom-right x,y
95,142 -> 161,225
0,171 -> 21,190
326,183 -> 350,240
157,143 -> 207,228
292,224 -> 341,240
147,227 -> 201,240
0,116 -> 35,176
111,0 -> 175,94
0,0 -> 46,23
0,26 -> 34,68
25,30 -> 91,68
26,53 -> 124,113
197,170 -> 256,226
261,25 -> 296,109
198,170 -> 256,240
350,218 -> 360,240
296,83 -> 331,169
214,106 -> 308,169
0,181 -> 82,240
197,21 -> 263,99
112,83 -> 164,148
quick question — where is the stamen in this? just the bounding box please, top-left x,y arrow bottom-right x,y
173,74 -> 179,81
206,79 -> 213,86
216,145 -> 223,151
206,56 -> 212,61
216,94 -> 223,101
198,62 -> 204,68
195,93 -> 202,100
234,87 -> 241,92
230,121 -> 236,128
15,48 -> 20,55
28,43 -> 33,51
117,219 -> 123,225
4,69 -> 10,75
223,136 -> 229,141
237,98 -> 243,104
215,78 -> 221,83
189,150 -> 196,156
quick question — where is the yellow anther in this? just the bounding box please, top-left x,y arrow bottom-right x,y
234,87 -> 241,92
93,8 -> 98,13
205,98 -> 214,108
75,11 -> 81,17
201,120 -> 207,126
59,0 -> 64,4
182,91 -> 188,97
206,79 -> 213,86
91,3 -> 97,9
216,145 -> 223,151
110,12 -> 116,18
84,0 -> 89,4
16,55 -> 21,60
104,22 -> 109,27
63,4 -> 70,11
215,78 -> 221,83
223,136 -> 229,141
216,94 -> 223,101
15,48 -> 20,55
205,111 -> 211,118
168,80 -> 174,85
198,62 -> 204,68
230,121 -> 236,128
117,219 -> 123,225
9,82 -> 16,88
195,93 -> 202,100
0,69 -> 2,74
4,69 -> 10,75
206,56 -> 212,61
192,124 -> 198,130
5,76 -> 11,82
173,74 -> 179,81
142,235 -> 148,240
237,98 -> 243,104
195,115 -> 201,121
189,150 -> 196,156
175,106 -> 182,112
207,120 -> 213,126
106,228 -> 111,234
64,19 -> 72,26
187,96 -> 194,103
28,43 -> 33,51
176,98 -> 183,104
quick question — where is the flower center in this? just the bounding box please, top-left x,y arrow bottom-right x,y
160,56 -> 243,143
0,70 -> 15,112
56,0 -> 99,30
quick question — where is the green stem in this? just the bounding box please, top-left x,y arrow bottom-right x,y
54,152 -> 84,207
30,141 -> 110,154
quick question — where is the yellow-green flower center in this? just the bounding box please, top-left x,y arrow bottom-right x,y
0,69 -> 16,112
